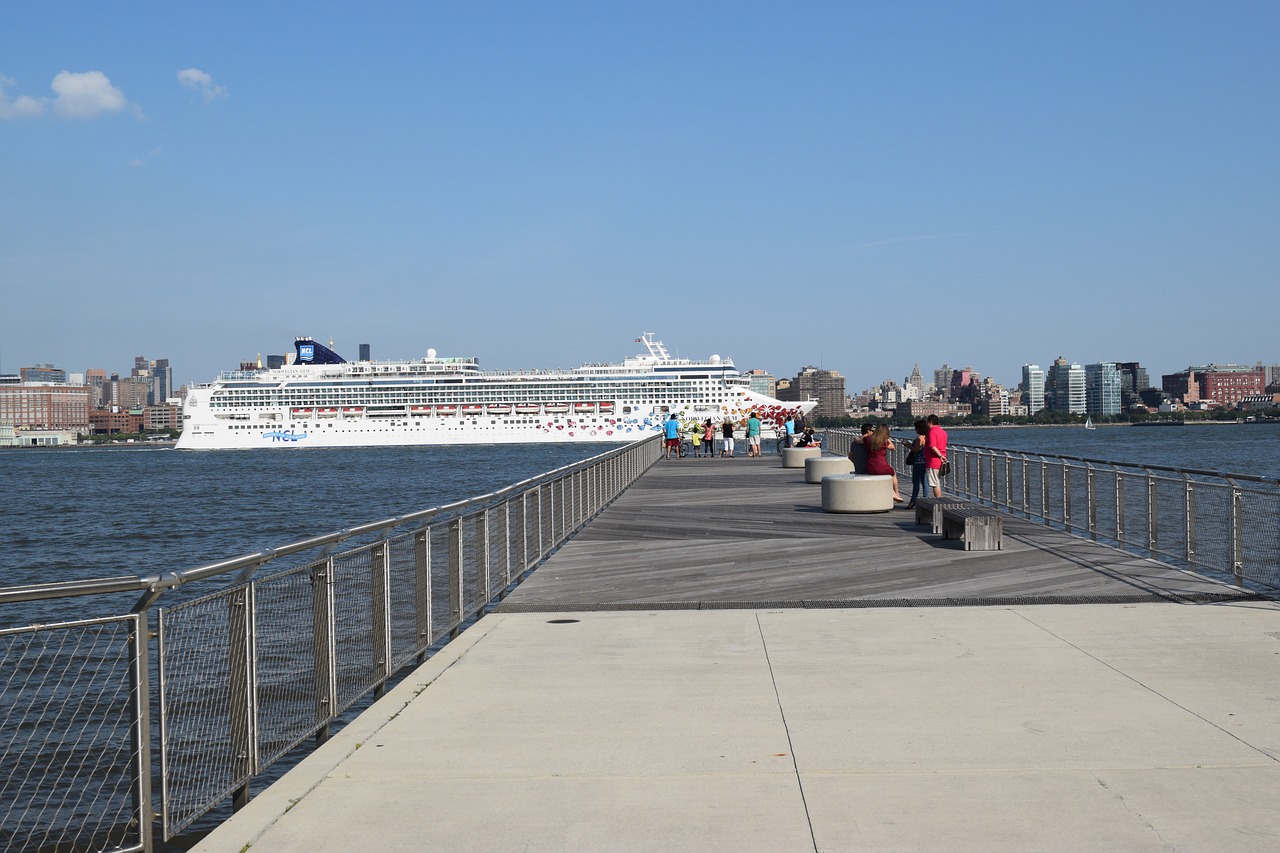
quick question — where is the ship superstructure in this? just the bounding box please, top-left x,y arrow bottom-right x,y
176,333 -> 814,449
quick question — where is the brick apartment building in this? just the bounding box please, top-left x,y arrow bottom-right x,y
0,384 -> 92,431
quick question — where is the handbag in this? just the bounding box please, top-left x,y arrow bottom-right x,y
905,449 -> 918,466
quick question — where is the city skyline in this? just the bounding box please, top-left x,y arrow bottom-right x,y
3,4 -> 1278,391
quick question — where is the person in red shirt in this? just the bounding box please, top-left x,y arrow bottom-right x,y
925,414 -> 948,497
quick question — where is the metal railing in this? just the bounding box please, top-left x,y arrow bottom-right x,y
0,435 -> 661,852
826,428 -> 1280,591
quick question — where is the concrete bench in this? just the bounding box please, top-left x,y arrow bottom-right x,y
804,455 -> 854,483
914,496 -> 971,534
781,446 -> 822,468
821,474 -> 894,513
940,506 -> 1003,551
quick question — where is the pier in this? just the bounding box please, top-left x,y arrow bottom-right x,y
192,455 -> 1280,852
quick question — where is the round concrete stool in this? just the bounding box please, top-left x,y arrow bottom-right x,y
805,455 -> 854,483
821,474 -> 894,513
781,446 -> 822,468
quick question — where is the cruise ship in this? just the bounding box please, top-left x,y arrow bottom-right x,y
175,333 -> 815,449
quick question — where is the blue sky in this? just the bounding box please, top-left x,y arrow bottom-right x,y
2,1 -> 1276,393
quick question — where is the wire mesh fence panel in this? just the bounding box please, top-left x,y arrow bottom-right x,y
539,485 -> 554,559
251,565 -> 322,770
488,507 -> 510,596
1147,473 -> 1190,568
330,546 -> 379,716
462,514 -> 483,616
428,523 -> 457,645
1241,486 -> 1280,591
0,617 -> 144,853
1186,479 -> 1237,580
510,496 -> 529,577
387,530 -> 426,672
160,591 -> 244,838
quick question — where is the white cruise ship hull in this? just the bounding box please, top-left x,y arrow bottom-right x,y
176,333 -> 814,450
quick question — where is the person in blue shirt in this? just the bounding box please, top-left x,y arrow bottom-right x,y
746,412 -> 762,457
663,413 -> 682,459
784,414 -> 796,448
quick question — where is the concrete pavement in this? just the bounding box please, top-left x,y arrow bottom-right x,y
193,600 -> 1280,852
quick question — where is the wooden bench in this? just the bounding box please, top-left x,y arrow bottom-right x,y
940,506 -> 1003,551
914,496 -> 970,534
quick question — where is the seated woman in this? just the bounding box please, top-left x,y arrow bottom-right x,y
794,427 -> 818,447
865,424 -> 903,502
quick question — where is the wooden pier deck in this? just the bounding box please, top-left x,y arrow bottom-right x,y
499,454 -> 1249,610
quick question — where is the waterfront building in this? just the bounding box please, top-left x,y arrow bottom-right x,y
1085,362 -> 1122,417
89,408 -> 144,434
1162,365 -> 1265,408
1048,358 -> 1086,414
107,373 -> 151,409
0,383 -> 92,431
898,400 -> 972,419
778,366 -> 845,419
1021,364 -> 1045,414
85,368 -> 107,406
143,404 -> 181,431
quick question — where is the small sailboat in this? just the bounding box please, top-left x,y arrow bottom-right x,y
1084,416 -> 1096,430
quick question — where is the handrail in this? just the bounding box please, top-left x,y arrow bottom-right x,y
953,441 -> 1280,486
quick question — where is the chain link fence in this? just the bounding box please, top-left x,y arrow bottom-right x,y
1,436 -> 661,851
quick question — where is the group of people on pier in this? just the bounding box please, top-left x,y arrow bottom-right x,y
662,409 -> 812,460
848,415 -> 948,507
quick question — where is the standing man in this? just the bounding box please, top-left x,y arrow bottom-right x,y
747,411 -> 762,457
925,414 -> 948,497
784,414 -> 796,448
664,413 -> 682,460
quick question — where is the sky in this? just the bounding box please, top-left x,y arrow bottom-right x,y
2,1 -> 1277,393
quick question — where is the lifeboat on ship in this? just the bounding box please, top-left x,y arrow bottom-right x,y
410,405 -> 433,415
544,402 -> 569,415
341,406 -> 364,416
574,402 -> 596,414
486,403 -> 513,415
290,408 -> 314,418
436,405 -> 458,416
317,407 -> 338,417
515,403 -> 540,415
461,404 -> 483,416
598,402 -> 615,414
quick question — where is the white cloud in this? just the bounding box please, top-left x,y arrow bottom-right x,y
0,75 -> 45,119
1,70 -> 136,120
178,68 -> 227,102
50,70 -> 129,118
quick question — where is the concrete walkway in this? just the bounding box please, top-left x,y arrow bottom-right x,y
195,601 -> 1280,852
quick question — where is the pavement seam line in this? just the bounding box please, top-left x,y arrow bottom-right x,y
1012,608 -> 1280,764
754,612 -> 819,853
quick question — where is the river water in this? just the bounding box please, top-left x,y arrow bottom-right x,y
0,442 -> 615,627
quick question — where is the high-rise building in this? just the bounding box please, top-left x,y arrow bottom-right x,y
1021,364 -> 1045,413
1048,358 -> 1086,414
1085,362 -> 1122,416
933,365 -> 955,399
359,343 -> 371,361
1115,362 -> 1150,410
150,358 -> 172,404
778,366 -> 846,419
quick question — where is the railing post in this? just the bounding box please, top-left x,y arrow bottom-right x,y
414,528 -> 431,661
1115,470 -> 1126,546
1184,476 -> 1197,570
1040,461 -> 1049,522
1022,458 -> 1030,519
1086,466 -> 1097,540
1147,471 -> 1159,557
312,559 -> 336,744
449,517 -> 463,638
1062,462 -> 1073,533
370,542 -> 391,698
228,584 -> 257,810
1230,479 -> 1244,586
479,509 -> 491,607
129,611 -> 155,852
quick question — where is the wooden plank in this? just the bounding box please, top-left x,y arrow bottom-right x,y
495,457 -> 1250,611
